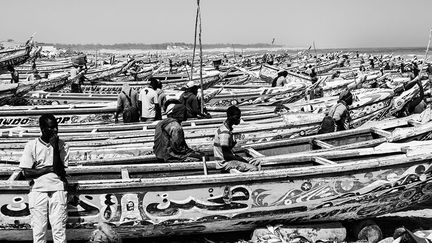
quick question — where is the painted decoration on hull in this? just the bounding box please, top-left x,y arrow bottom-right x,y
1,161 -> 432,238
0,113 -> 114,127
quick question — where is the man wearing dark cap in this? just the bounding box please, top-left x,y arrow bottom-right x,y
153,104 -> 203,162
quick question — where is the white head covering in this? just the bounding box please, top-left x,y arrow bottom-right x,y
166,103 -> 176,115
186,80 -> 198,88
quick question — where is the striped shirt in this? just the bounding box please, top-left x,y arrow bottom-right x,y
213,121 -> 236,160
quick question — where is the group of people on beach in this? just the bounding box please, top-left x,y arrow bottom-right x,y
19,104 -> 260,243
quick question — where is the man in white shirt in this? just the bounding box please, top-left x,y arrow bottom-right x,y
139,78 -> 160,122
19,114 -> 69,243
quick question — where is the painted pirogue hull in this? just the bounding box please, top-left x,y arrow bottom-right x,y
15,61 -> 73,74
259,64 -> 312,84
84,60 -> 135,81
0,104 -> 115,127
1,145 -> 432,240
0,73 -> 72,106
81,72 -> 221,94
206,83 -> 307,107
0,46 -> 34,72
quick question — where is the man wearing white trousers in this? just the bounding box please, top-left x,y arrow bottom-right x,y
19,114 -> 69,243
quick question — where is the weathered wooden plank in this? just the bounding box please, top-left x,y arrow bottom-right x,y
245,148 -> 265,158
7,171 -> 21,181
313,140 -> 334,149
121,168 -> 130,180
313,157 -> 337,165
371,128 -> 392,138
408,119 -> 422,127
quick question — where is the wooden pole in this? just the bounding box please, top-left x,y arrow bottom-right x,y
198,0 -> 204,114
190,2 -> 200,81
95,50 -> 98,68
232,44 -> 236,61
202,156 -> 208,175
422,28 -> 432,106
313,41 -> 318,58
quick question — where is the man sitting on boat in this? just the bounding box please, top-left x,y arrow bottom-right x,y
154,103 -> 204,162
213,106 -> 261,173
179,81 -> 211,119
318,89 -> 353,134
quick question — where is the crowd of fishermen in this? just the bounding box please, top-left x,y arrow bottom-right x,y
19,104 -> 259,243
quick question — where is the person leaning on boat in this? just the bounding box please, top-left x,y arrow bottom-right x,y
69,65 -> 85,93
153,103 -> 204,162
115,83 -> 140,123
7,65 -> 19,83
26,68 -> 42,81
19,114 -> 69,243
213,106 -> 261,173
394,77 -> 426,117
426,63 -> 432,81
156,80 -> 166,118
318,89 -> 353,134
271,70 -> 288,87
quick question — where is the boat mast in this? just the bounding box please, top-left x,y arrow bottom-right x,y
422,28 -> 432,107
190,1 -> 200,80
198,0 -> 204,113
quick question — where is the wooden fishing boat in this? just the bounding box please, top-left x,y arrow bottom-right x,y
206,83 -> 307,107
0,82 -> 40,106
0,40 -> 41,74
1,137 -> 432,240
83,60 -> 135,81
81,71 -> 221,94
0,103 -> 116,127
259,64 -> 312,84
15,60 -> 73,74
2,106 -> 429,164
26,85 -> 223,105
0,73 -> 71,106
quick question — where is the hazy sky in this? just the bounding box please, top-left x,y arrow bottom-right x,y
1,0 -> 432,48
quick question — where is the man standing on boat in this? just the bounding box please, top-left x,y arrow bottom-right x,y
155,80 -> 166,119
70,65 -> 85,93
213,106 -> 260,173
139,78 -> 160,122
19,114 -> 69,243
426,63 -> 432,81
153,103 -> 203,162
